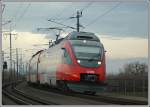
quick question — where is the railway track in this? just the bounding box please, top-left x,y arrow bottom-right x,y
3,81 -> 148,105
2,82 -> 58,105
3,82 -> 110,105
15,82 -> 111,105
2,89 -> 31,105
28,82 -> 148,105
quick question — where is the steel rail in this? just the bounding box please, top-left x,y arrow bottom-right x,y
2,82 -> 58,105
2,90 -> 30,105
13,87 -> 58,105
30,84 -> 148,105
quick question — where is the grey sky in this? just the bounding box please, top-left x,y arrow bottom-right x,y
3,2 -> 148,39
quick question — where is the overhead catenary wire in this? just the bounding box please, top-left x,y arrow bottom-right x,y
47,3 -> 74,24
68,2 -> 93,23
84,2 -> 121,28
10,2 -> 23,22
13,3 -> 31,29
64,2 -> 93,32
2,4 -> 5,14
50,2 -> 93,28
69,2 -> 93,18
37,3 -> 75,41
80,2 -> 93,12
55,2 -> 93,32
2,4 -> 19,25
48,19 -> 76,30
47,2 -> 93,33
3,3 -> 27,30
45,3 -> 75,37
55,3 -> 74,20
17,3 -> 31,22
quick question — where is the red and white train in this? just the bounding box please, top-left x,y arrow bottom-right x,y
27,31 -> 106,94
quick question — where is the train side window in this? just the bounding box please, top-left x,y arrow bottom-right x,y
62,48 -> 72,64
64,49 -> 67,57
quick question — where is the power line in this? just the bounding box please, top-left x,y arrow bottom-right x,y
17,3 -> 31,22
52,2 -> 93,27
48,19 -> 76,30
2,4 -> 5,14
13,3 -> 31,29
43,4 -> 76,41
47,3 -> 73,24
69,2 -> 93,19
47,2 -> 93,33
80,2 -> 93,12
84,2 -> 121,28
11,2 -> 23,22
3,3 -> 23,30
63,2 -> 92,31
55,3 -> 73,20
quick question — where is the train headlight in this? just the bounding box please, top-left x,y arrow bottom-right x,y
83,40 -> 86,43
77,60 -> 81,63
98,61 -> 101,65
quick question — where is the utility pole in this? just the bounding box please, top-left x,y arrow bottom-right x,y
70,10 -> 82,32
77,11 -> 80,32
0,1 -> 2,96
19,51 -> 22,79
2,51 -> 4,82
26,62 -> 28,80
9,29 -> 15,89
22,64 -> 24,80
16,48 -> 19,81
3,26 -> 17,88
10,30 -> 12,84
13,61 -> 16,82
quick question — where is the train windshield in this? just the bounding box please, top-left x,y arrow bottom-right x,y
73,45 -> 102,61
69,33 -> 104,67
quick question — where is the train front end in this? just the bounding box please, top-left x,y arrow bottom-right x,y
57,31 -> 106,94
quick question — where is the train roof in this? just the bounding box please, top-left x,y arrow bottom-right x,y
30,31 -> 101,60
67,31 -> 100,42
44,31 -> 100,48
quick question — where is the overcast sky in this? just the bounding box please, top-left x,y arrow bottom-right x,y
3,2 -> 148,37
2,1 -> 148,74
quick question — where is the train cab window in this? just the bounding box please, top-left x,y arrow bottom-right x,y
62,48 -> 72,64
